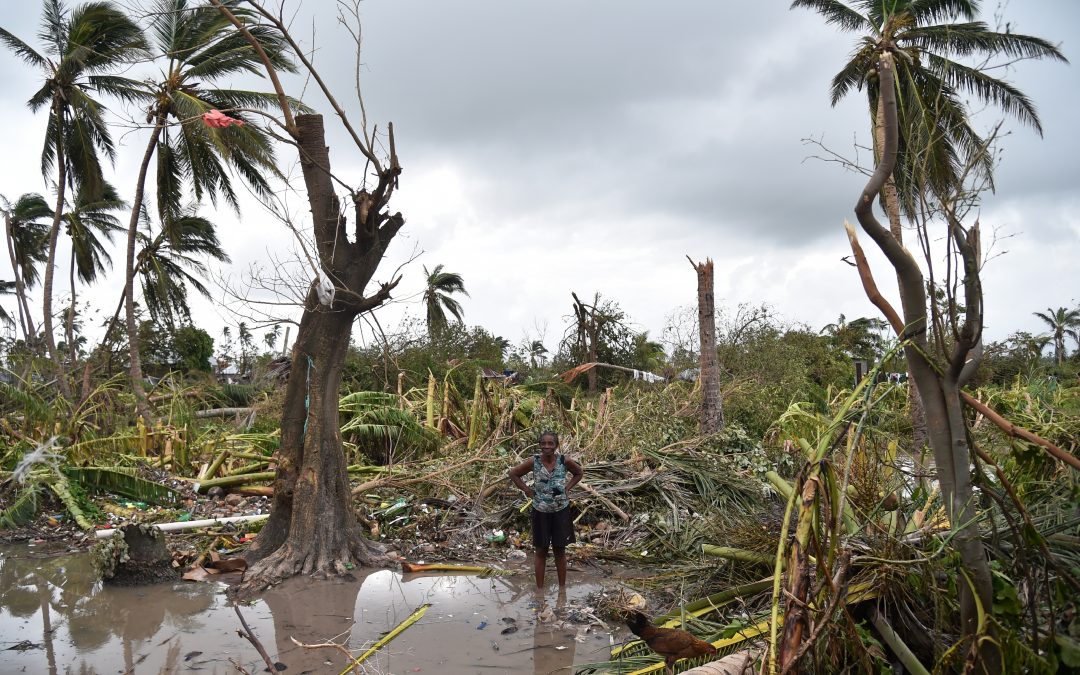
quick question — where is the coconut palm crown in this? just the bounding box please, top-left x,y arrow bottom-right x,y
118,0 -> 299,220
0,0 -> 148,200
423,264 -> 470,335
3,194 -> 52,290
791,0 -> 1067,215
1033,306 -> 1080,366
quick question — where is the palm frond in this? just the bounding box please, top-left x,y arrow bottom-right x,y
0,28 -> 49,69
63,466 -> 181,506
906,0 -> 977,24
340,391 -> 441,453
0,485 -> 42,529
790,0 -> 871,33
923,52 -> 1045,134
48,473 -> 94,530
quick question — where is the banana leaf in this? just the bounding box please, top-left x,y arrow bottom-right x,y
48,475 -> 93,530
63,466 -> 181,506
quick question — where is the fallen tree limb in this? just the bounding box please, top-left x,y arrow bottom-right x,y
579,481 -> 630,521
352,453 -> 501,495
234,605 -> 277,674
869,608 -> 930,675
702,545 -> 773,565
195,407 -> 254,418
961,392 -> 1078,472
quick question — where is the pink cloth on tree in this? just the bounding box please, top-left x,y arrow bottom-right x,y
202,109 -> 245,128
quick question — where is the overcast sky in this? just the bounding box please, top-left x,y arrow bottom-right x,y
1,0 -> 1077,357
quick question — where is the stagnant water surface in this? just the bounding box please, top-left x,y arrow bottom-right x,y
0,544 -> 625,674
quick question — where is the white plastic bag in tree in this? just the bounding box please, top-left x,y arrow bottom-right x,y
316,272 -> 335,306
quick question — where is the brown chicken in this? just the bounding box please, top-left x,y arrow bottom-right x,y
625,611 -> 718,674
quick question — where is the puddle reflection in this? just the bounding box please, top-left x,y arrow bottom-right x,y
0,545 -> 612,674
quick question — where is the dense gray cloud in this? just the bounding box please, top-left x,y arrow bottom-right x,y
0,0 -> 1076,351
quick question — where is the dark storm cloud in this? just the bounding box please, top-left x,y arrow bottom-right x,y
1,0 -> 1075,343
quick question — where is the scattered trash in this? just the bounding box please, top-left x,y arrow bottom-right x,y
476,621 -> 488,630
500,625 -> 518,634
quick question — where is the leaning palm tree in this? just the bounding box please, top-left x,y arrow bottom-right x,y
114,0 -> 295,418
791,0 -> 1067,230
63,182 -> 125,363
2,193 -> 52,341
422,264 -> 469,336
0,0 -> 147,397
1033,306 -> 1080,366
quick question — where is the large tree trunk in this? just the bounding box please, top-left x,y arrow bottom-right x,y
236,114 -> 402,595
122,121 -> 165,423
875,85 -> 929,465
856,53 -> 998,673
689,257 -> 723,434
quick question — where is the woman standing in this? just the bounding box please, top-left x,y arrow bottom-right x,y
509,431 -> 583,589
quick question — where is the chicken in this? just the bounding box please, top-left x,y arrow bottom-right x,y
625,611 -> 718,674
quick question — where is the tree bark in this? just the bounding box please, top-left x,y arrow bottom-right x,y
236,114 -> 402,595
856,53 -> 998,673
689,257 -> 723,433
875,94 -> 929,459
43,99 -> 73,401
122,120 -> 165,423
66,251 -> 78,366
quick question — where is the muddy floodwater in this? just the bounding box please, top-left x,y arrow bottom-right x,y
0,544 -> 629,674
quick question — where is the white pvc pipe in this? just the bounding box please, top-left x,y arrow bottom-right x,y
94,514 -> 269,538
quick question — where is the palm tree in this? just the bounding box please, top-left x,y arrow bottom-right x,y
219,326 -> 233,368
263,324 -> 282,354
2,193 -> 51,341
0,0 -> 147,397
63,182 -> 125,363
422,264 -> 469,335
791,0 -> 1067,231
136,211 -> 230,330
528,340 -> 548,369
1033,307 -> 1080,366
114,0 -> 294,417
631,331 -> 666,374
237,322 -> 254,374
821,313 -> 887,360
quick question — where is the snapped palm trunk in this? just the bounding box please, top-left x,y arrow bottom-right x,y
690,257 -> 723,433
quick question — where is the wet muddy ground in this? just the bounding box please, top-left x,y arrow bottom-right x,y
1,543 -> 634,674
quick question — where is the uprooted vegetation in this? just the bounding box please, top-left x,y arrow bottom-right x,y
2,360 -> 1078,673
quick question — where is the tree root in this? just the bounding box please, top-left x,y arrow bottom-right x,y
229,528 -> 390,599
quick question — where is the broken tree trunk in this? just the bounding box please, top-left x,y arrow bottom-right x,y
689,257 -> 724,433
230,111 -> 403,595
